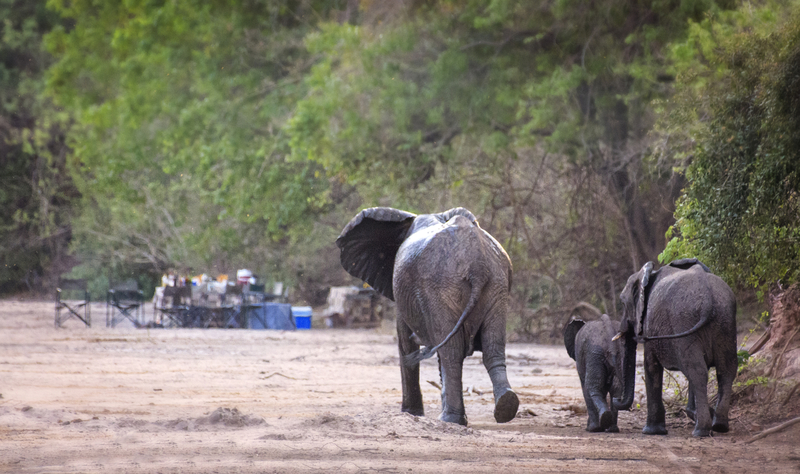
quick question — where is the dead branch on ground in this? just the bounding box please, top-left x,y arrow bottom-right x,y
744,416 -> 800,444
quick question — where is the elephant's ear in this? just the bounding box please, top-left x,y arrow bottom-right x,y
563,319 -> 586,361
336,207 -> 416,301
635,261 -> 655,338
434,207 -> 478,225
668,257 -> 711,273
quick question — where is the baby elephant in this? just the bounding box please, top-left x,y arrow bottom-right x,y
563,314 -> 625,432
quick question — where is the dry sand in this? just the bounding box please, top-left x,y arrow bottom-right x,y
1,300 -> 798,473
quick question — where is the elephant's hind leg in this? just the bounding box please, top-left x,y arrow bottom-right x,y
712,355 -> 737,433
582,386 -> 605,432
684,390 -> 697,422
397,320 -> 424,417
480,319 -> 519,423
438,341 -> 468,425
686,371 -> 713,437
582,358 -> 612,432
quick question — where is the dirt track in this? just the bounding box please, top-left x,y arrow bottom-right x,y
1,301 -> 798,473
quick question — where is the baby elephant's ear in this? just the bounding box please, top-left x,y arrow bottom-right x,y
336,207 -> 416,301
435,207 -> 478,225
563,319 -> 586,361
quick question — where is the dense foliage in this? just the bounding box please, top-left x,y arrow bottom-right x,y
0,0 -> 75,294
284,0 -> 745,326
661,11 -> 800,295
1,0 -> 798,338
43,0 -> 342,295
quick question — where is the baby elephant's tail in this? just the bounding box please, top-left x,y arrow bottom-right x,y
402,275 -> 487,367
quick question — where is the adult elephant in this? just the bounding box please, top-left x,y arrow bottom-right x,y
336,207 -> 519,425
612,258 -> 737,437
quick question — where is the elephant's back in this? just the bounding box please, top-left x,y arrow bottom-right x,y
653,267 -> 735,319
395,216 -> 507,282
575,316 -> 617,363
647,267 -> 736,349
392,217 -> 510,326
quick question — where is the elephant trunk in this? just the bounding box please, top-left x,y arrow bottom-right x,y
613,330 -> 637,411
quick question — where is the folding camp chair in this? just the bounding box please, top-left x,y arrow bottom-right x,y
220,283 -> 242,306
55,279 -> 91,328
106,287 -> 145,328
156,286 -> 192,327
243,283 -> 266,304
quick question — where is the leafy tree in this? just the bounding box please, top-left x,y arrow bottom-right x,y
44,0 -> 344,297
661,8 -> 800,295
287,0 -> 739,324
0,0 -> 75,294
37,0 -> 795,324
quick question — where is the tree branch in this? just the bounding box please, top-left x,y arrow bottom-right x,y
744,416 -> 800,444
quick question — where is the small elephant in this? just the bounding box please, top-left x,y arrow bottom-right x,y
336,207 -> 519,425
613,258 -> 737,437
564,314 -> 624,433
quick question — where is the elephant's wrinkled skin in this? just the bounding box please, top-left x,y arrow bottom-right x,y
564,314 -> 624,433
613,258 -> 737,437
336,207 -> 519,425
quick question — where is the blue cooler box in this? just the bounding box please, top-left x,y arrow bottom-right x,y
292,306 -> 312,329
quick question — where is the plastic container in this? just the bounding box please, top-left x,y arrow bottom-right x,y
292,306 -> 312,330
236,269 -> 253,285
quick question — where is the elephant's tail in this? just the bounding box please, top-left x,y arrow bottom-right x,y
402,275 -> 486,367
642,311 -> 711,341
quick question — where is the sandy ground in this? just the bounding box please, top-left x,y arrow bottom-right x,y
1,301 -> 799,473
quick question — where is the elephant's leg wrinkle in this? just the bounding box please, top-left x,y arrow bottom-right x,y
484,358 -> 512,396
397,320 -> 424,417
481,327 -> 513,394
643,353 -> 668,435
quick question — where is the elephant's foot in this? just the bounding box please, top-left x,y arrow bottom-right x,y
586,424 -> 605,432
598,408 -> 613,432
401,406 -> 424,417
642,422 -> 668,435
692,426 -> 712,437
493,389 -> 519,423
439,410 -> 468,426
712,416 -> 729,433
586,418 -> 603,432
587,417 -> 619,433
